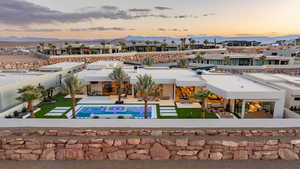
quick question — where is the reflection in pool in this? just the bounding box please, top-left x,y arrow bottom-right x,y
76,105 -> 157,119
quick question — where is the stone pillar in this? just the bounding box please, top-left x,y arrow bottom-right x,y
223,99 -> 229,110
132,85 -> 135,97
173,85 -> 176,101
241,100 -> 246,119
230,99 -> 235,113
273,95 -> 285,119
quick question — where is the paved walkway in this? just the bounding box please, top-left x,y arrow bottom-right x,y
1,119 -> 300,128
0,160 -> 298,169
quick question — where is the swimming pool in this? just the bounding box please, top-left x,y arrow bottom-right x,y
76,105 -> 157,119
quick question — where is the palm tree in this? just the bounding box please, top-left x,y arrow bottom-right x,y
36,46 -> 42,52
61,75 -> 84,118
178,59 -> 190,68
80,44 -> 85,55
259,55 -> 267,65
47,43 -> 53,55
160,43 -> 167,51
136,74 -> 157,119
132,41 -> 137,52
51,45 -> 56,55
192,89 -> 212,118
190,39 -> 196,49
109,67 -> 129,104
67,45 -> 73,55
38,42 -> 45,53
37,85 -> 48,102
118,41 -> 128,52
224,56 -> 231,65
203,39 -> 209,46
195,55 -> 204,64
143,57 -> 155,66
16,85 -> 42,118
180,38 -> 187,50
188,38 -> 193,49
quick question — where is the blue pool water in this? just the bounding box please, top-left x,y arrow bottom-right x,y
76,105 -> 154,119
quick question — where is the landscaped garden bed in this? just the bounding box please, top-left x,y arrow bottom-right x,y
35,95 -> 80,118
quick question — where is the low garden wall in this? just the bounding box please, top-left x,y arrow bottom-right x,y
1,128 -> 300,160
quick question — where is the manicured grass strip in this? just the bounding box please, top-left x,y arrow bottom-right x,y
158,107 -> 218,119
35,95 -> 80,119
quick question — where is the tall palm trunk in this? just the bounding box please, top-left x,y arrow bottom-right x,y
144,100 -> 148,119
118,82 -> 122,103
71,93 -> 76,119
201,98 -> 208,119
28,101 -> 35,118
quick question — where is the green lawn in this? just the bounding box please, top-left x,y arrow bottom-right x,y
35,95 -> 80,118
158,106 -> 218,119
295,111 -> 300,115
35,99 -> 218,119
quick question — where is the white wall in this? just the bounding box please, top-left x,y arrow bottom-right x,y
0,65 -> 78,115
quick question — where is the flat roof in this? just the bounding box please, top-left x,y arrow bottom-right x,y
39,62 -> 84,72
186,53 -> 291,60
247,73 -> 300,84
273,82 -> 300,92
246,73 -> 284,82
86,61 -> 128,70
202,74 -> 282,99
78,68 -> 205,86
0,72 -> 46,88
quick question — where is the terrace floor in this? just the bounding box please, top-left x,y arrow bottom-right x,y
77,95 -> 176,106
245,111 -> 273,118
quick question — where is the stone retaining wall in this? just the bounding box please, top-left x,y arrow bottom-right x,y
1,128 -> 300,137
1,128 -> 300,161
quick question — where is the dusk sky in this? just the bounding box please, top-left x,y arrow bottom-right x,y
0,0 -> 300,39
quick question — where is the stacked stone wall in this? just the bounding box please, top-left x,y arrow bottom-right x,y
1,128 -> 300,160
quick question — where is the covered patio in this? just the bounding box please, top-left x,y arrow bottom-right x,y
202,74 -> 285,118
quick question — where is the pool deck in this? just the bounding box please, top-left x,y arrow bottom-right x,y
1,119 -> 300,128
77,96 -> 176,106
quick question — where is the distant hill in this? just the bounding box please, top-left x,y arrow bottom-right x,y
122,35 -> 300,44
0,35 -> 299,44
0,36 -> 62,42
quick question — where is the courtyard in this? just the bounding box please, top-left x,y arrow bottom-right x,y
35,95 -> 218,119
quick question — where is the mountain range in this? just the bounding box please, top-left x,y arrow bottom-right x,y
0,35 -> 299,44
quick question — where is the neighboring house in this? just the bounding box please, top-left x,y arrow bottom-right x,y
263,48 -> 300,57
39,43 -> 122,55
222,40 -> 261,47
186,53 -> 294,66
0,62 -> 84,115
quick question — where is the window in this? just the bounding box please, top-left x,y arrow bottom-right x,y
294,97 -> 300,101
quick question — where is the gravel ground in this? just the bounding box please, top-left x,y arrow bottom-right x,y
0,160 -> 299,169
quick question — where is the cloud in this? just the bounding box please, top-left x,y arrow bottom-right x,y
129,8 -> 152,12
157,28 -> 189,32
0,0 -> 196,25
101,5 -> 118,11
70,26 -> 127,32
0,26 -> 133,32
0,28 -> 62,32
203,13 -> 216,17
174,15 -> 188,19
0,0 -> 132,25
154,6 -> 172,10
